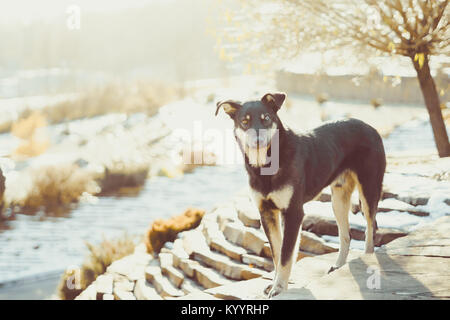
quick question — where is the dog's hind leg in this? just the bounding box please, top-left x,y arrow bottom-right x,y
356,179 -> 381,254
329,171 -> 355,272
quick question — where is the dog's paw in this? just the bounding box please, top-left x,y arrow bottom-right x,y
263,284 -> 273,296
267,284 -> 285,298
328,266 -> 339,274
264,283 -> 286,298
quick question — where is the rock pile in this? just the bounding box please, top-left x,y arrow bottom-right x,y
73,181 -> 445,300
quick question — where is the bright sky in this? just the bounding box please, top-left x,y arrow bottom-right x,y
0,0 -> 171,24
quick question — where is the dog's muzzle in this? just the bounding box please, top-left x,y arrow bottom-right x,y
247,129 -> 272,149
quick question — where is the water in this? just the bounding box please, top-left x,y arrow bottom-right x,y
0,164 -> 247,284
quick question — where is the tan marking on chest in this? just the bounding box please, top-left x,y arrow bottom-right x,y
252,185 -> 293,211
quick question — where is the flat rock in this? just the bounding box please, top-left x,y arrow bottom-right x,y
162,265 -> 185,288
159,252 -> 185,287
178,258 -> 201,278
171,238 -> 189,267
382,172 -> 449,206
113,288 -> 136,300
95,274 -> 114,295
241,253 -> 274,272
223,222 -> 268,256
263,251 -> 362,287
176,292 -> 220,300
215,205 -> 239,231
235,196 -> 261,229
113,278 -> 135,292
191,263 -> 234,289
209,237 -> 247,262
300,231 -> 338,255
302,214 -> 407,247
382,216 -> 450,257
134,279 -> 163,300
202,219 -> 223,244
106,254 -> 148,281
275,252 -> 450,300
182,229 -> 209,255
243,228 -> 268,255
180,277 -> 204,294
374,228 -> 408,247
75,282 -> 97,300
205,278 -> 272,300
223,223 -> 246,246
377,198 -> 429,216
192,249 -> 264,280
145,265 -> 184,298
102,294 -> 115,300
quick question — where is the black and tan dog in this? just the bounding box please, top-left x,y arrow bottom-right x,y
216,92 -> 386,298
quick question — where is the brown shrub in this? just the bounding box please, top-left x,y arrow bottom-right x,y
11,111 -> 47,140
11,111 -> 49,158
58,233 -> 136,300
145,208 -> 205,255
22,164 -> 99,213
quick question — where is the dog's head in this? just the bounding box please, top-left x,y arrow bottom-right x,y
215,92 -> 286,167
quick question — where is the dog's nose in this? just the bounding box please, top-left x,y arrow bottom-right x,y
250,135 -> 266,148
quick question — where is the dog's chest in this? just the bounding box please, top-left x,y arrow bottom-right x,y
251,185 -> 293,211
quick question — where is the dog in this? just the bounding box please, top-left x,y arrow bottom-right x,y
216,92 -> 386,298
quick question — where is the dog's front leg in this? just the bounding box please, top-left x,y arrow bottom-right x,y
259,206 -> 282,295
267,204 -> 304,298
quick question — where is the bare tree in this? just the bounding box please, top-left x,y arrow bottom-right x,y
218,0 -> 450,157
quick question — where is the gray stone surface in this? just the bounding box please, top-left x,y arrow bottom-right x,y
302,214 -> 408,246
145,265 -> 184,298
235,196 -> 261,229
241,254 -> 274,272
300,231 -> 338,254
275,252 -> 450,300
205,278 -> 271,300
134,279 -> 162,300
95,274 -> 113,295
75,181 -> 449,301
381,216 -> 450,258
113,289 -> 136,300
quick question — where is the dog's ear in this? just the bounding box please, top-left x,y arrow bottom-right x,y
215,100 -> 242,118
261,93 -> 286,112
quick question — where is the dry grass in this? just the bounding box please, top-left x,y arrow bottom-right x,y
145,208 -> 205,255
21,164 -> 99,214
11,111 -> 49,159
0,81 -> 183,135
11,111 -> 47,140
58,233 -> 136,300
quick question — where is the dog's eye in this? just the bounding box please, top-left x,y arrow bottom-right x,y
241,119 -> 248,126
262,114 -> 271,123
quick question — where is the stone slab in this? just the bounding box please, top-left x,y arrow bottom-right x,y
382,216 -> 450,258
205,278 -> 272,300
134,279 -> 163,300
275,252 -> 450,300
